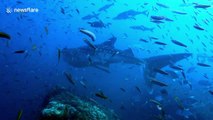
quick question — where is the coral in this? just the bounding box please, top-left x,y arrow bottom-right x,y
40,87 -> 119,120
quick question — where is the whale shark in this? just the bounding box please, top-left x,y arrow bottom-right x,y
62,36 -> 192,85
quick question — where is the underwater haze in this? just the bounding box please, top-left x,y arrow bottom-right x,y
1,0 -> 213,120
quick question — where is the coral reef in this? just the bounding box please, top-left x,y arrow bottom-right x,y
40,87 -> 119,120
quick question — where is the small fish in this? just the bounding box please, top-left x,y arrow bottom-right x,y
16,1 -> 23,4
14,50 -> 27,54
149,37 -> 159,40
76,9 -> 80,14
79,80 -> 86,88
197,63 -> 211,67
79,28 -> 96,41
174,96 -> 184,110
57,48 -> 61,64
130,25 -> 154,32
172,11 -> 187,15
194,4 -> 211,9
151,20 -> 164,24
156,3 -> 169,8
82,12 -> 99,20
44,26 -> 48,35
154,41 -> 167,45
151,16 -> 165,21
170,65 -> 183,71
154,68 -> 169,75
150,78 -> 168,87
98,3 -> 114,12
135,86 -> 141,94
209,90 -> 213,95
32,44 -> 37,51
150,99 -> 162,106
16,109 -> 23,120
60,7 -> 65,14
111,51 -> 119,57
160,89 -> 168,95
139,38 -> 149,43
171,40 -> 187,48
165,17 -> 174,22
95,91 -> 108,99
181,71 -> 186,80
120,88 -> 126,92
83,38 -> 96,50
194,25 -> 204,30
0,32 -> 11,40
64,72 -> 75,85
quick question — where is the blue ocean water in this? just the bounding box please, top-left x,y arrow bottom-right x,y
0,0 -> 213,120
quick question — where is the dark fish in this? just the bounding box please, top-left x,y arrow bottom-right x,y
76,9 -> 80,14
197,63 -> 211,67
165,17 -> 174,22
44,26 -> 48,35
194,4 -> 211,9
154,41 -> 167,45
16,1 -> 23,4
156,3 -> 169,8
169,65 -> 183,71
64,72 -> 75,85
130,25 -> 154,32
151,20 -> 164,24
83,38 -> 96,50
151,16 -> 165,21
95,91 -> 108,99
79,80 -> 86,88
60,7 -> 65,14
150,99 -> 162,106
149,37 -> 158,40
209,90 -> 213,95
171,40 -> 187,48
88,20 -> 110,28
16,109 -> 23,120
154,68 -> 169,75
174,96 -> 184,110
82,12 -> 99,20
120,88 -> 126,92
140,38 -> 149,43
194,25 -> 204,30
14,50 -> 26,54
172,11 -> 187,15
135,86 -> 141,94
57,48 -> 61,64
120,105 -> 125,110
181,71 -> 186,80
98,3 -> 114,12
0,32 -> 11,40
150,78 -> 168,87
160,89 -> 168,95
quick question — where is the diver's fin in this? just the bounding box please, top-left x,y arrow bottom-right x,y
143,53 -> 192,87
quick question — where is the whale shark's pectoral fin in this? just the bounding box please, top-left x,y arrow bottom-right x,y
143,53 -> 192,87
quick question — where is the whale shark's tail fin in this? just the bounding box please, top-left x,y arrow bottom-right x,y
143,53 -> 192,87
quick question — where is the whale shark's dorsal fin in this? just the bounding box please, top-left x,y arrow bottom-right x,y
99,36 -> 117,48
143,53 -> 192,87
